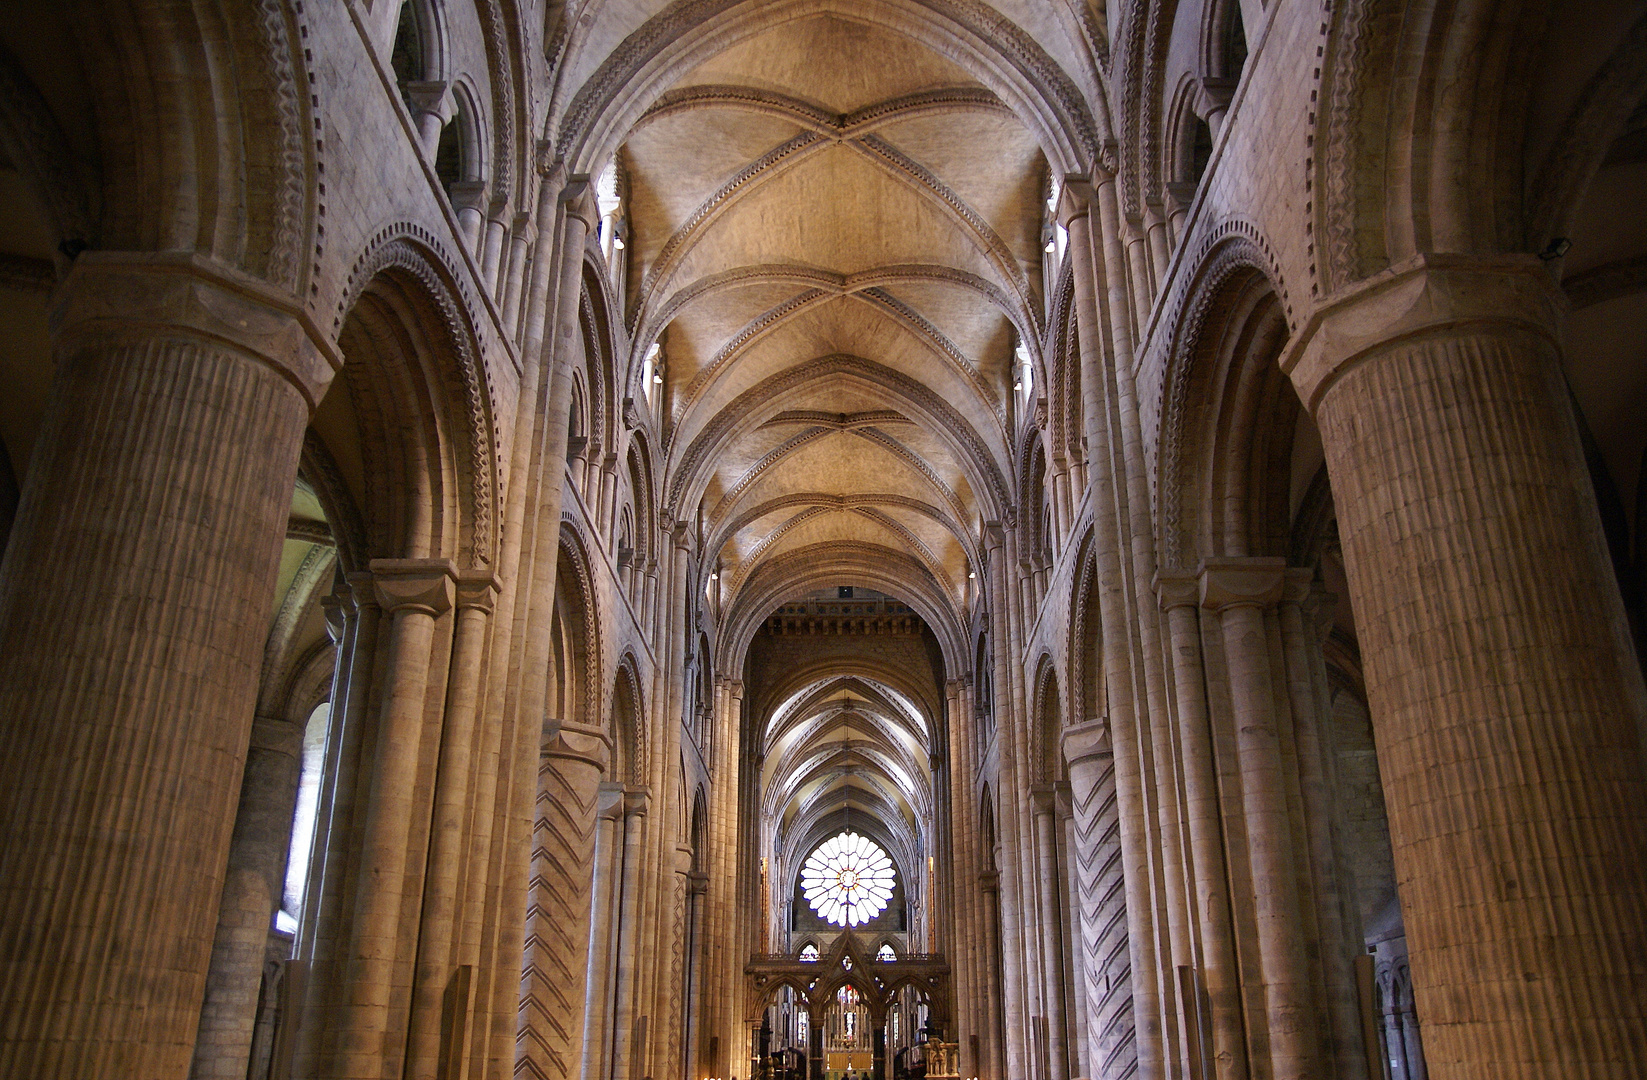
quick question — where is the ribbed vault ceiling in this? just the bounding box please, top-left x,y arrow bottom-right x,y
615,12 -> 1050,878
625,13 -> 1047,612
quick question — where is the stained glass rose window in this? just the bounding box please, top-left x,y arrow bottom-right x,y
801,831 -> 895,926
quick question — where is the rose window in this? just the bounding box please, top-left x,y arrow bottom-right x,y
801,831 -> 896,926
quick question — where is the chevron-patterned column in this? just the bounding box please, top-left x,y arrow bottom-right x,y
1062,720 -> 1136,1080
516,721 -> 610,1080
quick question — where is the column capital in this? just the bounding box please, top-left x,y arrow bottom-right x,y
1060,717 -> 1112,766
977,869 -> 1000,894
321,592 -> 347,643
370,558 -> 457,616
1198,556 -> 1286,611
1153,568 -> 1200,610
688,871 -> 710,895
596,781 -> 626,820
1282,253 -> 1565,414
455,571 -> 500,612
1281,566 -> 1315,607
1029,782 -> 1058,816
400,79 -> 453,123
1056,176 -> 1093,226
541,718 -> 611,772
51,251 -> 342,409
447,180 -> 489,216
622,787 -> 651,817
559,177 -> 600,229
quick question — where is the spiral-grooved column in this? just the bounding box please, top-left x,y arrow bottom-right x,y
1289,257 -> 1647,1080
1061,720 -> 1138,1080
0,254 -> 333,1077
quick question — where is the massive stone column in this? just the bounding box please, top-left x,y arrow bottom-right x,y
0,253 -> 333,1077
1286,256 -> 1647,1080
517,721 -> 611,1080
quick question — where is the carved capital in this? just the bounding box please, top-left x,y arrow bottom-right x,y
321,593 -> 346,644
345,571 -> 378,613
51,252 -> 342,409
400,79 -> 452,122
977,870 -> 1000,894
1153,568 -> 1200,610
597,780 -> 626,821
1056,176 -> 1093,227
688,871 -> 710,895
1198,556 -> 1286,612
455,571 -> 500,612
371,558 -> 457,616
1030,782 -> 1058,816
541,717 -> 611,772
1061,718 -> 1112,767
1283,253 -> 1566,414
447,180 -> 489,216
560,178 -> 600,231
1282,566 -> 1314,607
622,787 -> 651,818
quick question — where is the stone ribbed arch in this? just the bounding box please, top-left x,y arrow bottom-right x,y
757,667 -> 938,753
581,253 -> 624,456
720,543 -> 965,674
634,262 -> 1035,366
673,287 -> 1007,425
763,680 -> 932,769
332,231 -> 498,563
555,0 -> 1108,181
67,0 -> 313,285
667,353 -> 1010,524
1154,228 -> 1292,567
626,110 -> 1038,328
711,492 -> 975,575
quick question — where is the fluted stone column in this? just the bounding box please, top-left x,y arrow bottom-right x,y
517,720 -> 611,1080
1287,256 -> 1647,1080
583,784 -> 626,1080
1200,558 -> 1324,1080
1155,572 -> 1247,1080
190,714 -> 307,1080
0,253 -> 334,1077
979,871 -> 1006,1080
1030,785 -> 1069,1080
1061,720 -> 1137,1080
405,572 -> 497,1080
330,559 -> 457,1079
610,788 -> 652,1080
683,870 -> 709,1080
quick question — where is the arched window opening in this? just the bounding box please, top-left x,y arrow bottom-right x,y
277,700 -> 332,935
390,1 -> 426,104
799,943 -> 820,962
876,943 -> 896,961
1222,1 -> 1249,81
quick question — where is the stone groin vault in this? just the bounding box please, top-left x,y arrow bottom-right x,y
0,2 -> 1643,1080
